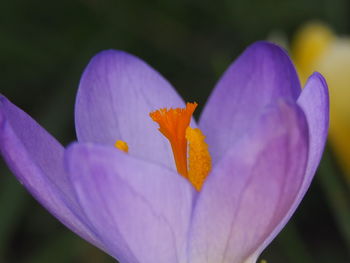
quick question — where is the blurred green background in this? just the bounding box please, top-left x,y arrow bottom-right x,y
1,0 -> 350,262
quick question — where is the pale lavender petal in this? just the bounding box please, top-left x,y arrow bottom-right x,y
75,50 -> 188,170
66,143 -> 194,263
249,72 -> 329,258
188,101 -> 309,263
297,72 -> 329,188
200,41 -> 301,163
0,96 -> 104,251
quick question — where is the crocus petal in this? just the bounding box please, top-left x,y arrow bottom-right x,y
66,143 -> 194,263
75,50 -> 187,169
298,73 -> 329,178
246,72 -> 329,260
188,100 -> 309,263
199,41 -> 301,163
0,96 -> 103,251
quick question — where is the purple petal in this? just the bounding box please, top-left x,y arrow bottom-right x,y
199,41 -> 301,163
297,72 -> 329,186
0,96 -> 104,251
249,72 -> 329,258
66,143 -> 194,263
75,50 -> 188,170
188,101 -> 309,263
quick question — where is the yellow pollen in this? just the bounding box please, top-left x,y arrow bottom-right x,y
186,127 -> 211,191
150,102 -> 211,191
115,140 -> 129,153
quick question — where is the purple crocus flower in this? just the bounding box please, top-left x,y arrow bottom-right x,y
0,41 -> 329,263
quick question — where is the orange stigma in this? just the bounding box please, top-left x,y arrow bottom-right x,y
150,102 -> 197,178
150,102 -> 211,190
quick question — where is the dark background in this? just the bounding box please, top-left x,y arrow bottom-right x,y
0,0 -> 349,262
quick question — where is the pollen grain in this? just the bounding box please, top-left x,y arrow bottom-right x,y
115,140 -> 129,153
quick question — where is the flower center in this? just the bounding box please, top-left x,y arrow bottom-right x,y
150,103 -> 211,190
150,103 -> 196,178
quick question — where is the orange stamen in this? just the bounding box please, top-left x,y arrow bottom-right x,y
186,127 -> 211,191
150,102 -> 197,178
150,102 -> 212,191
115,140 -> 129,153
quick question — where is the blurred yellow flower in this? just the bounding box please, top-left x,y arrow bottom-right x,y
292,22 -> 350,183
